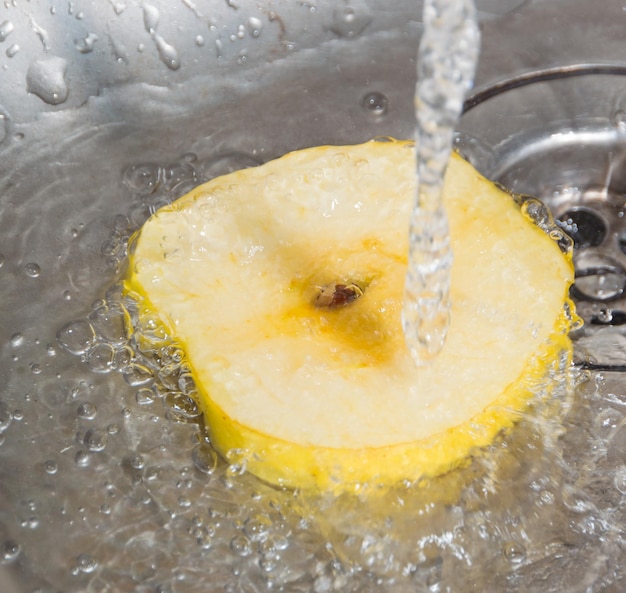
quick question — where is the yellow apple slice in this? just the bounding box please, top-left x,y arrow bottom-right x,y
125,140 -> 574,491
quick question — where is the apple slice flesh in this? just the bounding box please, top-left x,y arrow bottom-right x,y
126,140 -> 574,491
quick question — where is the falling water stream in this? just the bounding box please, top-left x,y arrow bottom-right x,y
403,0 -> 480,363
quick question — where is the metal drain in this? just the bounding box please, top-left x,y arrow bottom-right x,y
543,187 -> 626,369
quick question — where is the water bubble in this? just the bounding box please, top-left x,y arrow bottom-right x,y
24,262 -> 41,277
191,443 -> 218,474
129,454 -> 145,469
122,163 -> 161,195
329,1 -> 372,38
230,534 -> 252,556
75,553 -> 98,574
75,450 -> 90,467
22,516 -> 39,530
84,428 -> 108,452
247,16 -> 263,38
30,362 -> 43,375
75,32 -> 98,54
136,387 -> 155,405
77,401 -> 97,420
43,460 -> 58,475
154,35 -> 180,71
361,91 -> 389,117
9,333 -> 24,347
244,513 -> 273,540
1,540 -> 20,563
195,35 -> 205,47
57,320 -> 96,354
0,253 -> 4,267
143,3 -> 160,34
0,20 -> 14,41
0,402 -> 13,432
4,43 -> 17,57
86,343 -> 116,373
123,363 -> 153,386
165,392 -> 200,420
100,504 -> 111,515
503,541 -> 526,564
26,57 -> 69,105
12,409 -> 23,421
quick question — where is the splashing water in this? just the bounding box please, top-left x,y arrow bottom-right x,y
403,0 -> 480,363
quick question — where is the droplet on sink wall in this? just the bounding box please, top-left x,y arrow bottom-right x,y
0,20 -> 14,42
26,57 -> 69,105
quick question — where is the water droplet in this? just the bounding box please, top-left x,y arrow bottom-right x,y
43,460 -> 58,475
75,32 -> 98,54
77,401 -> 97,420
24,262 -> 41,277
503,541 -> 526,563
127,454 -> 144,470
0,253 -> 4,267
361,91 -> 389,117
165,392 -> 200,420
0,402 -> 13,432
247,17 -> 263,38
143,3 -> 160,34
192,443 -> 218,474
75,553 -> 98,574
84,428 -> 108,452
30,362 -> 43,375
154,35 -> 180,70
0,20 -> 14,42
123,363 -> 153,386
244,513 -> 272,540
122,163 -> 161,195
107,423 -> 120,435
85,343 -> 115,373
75,450 -> 90,467
136,387 -> 155,405
195,35 -> 205,47
57,320 -> 96,354
12,409 -> 23,421
329,1 -> 372,38
1,540 -> 20,562
26,57 -> 69,105
5,44 -> 18,58
22,516 -> 39,530
100,504 -> 111,515
230,534 -> 252,556
9,333 -> 24,347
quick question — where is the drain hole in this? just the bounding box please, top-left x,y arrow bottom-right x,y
573,266 -> 626,302
556,209 -> 606,248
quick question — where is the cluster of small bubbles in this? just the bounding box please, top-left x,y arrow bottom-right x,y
1,540 -> 20,563
361,91 -> 389,117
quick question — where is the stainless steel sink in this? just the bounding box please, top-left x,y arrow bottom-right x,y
1,1 -> 625,591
